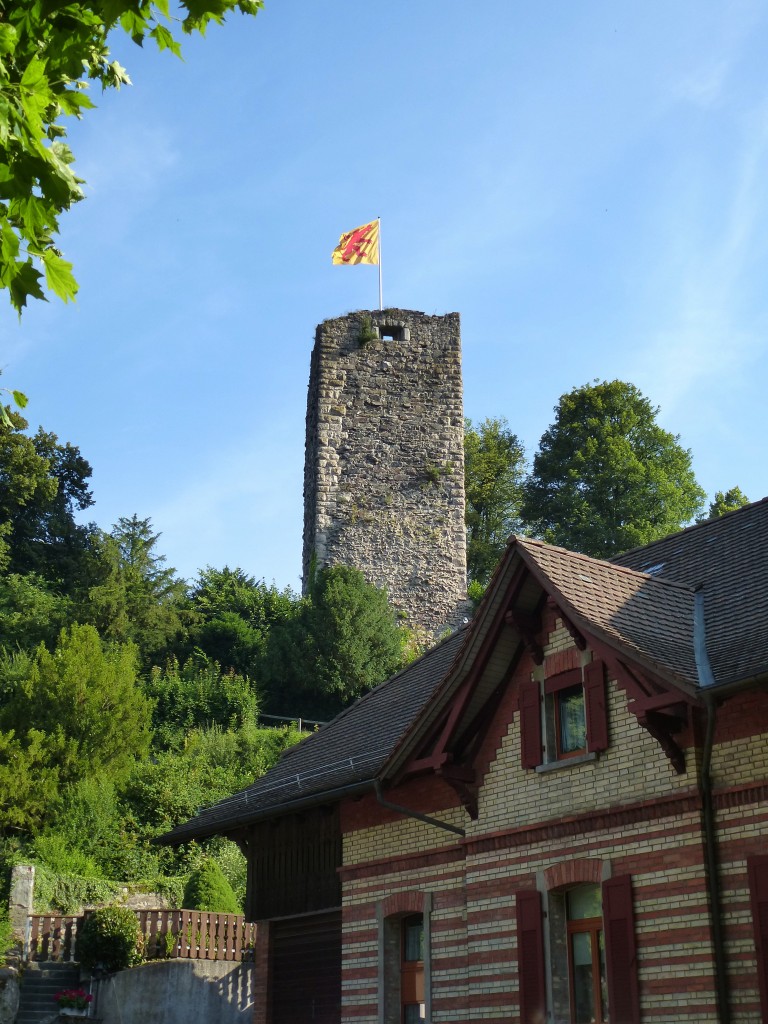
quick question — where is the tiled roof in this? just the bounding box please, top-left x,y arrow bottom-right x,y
162,499 -> 768,843
612,497 -> 768,687
515,537 -> 699,686
161,627 -> 467,842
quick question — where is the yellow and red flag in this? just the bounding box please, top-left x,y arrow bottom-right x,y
331,220 -> 380,265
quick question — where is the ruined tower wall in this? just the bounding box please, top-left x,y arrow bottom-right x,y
302,309 -> 467,636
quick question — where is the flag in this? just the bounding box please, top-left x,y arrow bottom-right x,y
331,220 -> 379,265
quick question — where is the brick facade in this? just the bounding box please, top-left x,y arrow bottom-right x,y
336,619 -> 768,1023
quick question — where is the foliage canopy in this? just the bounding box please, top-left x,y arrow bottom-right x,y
464,417 -> 527,587
182,856 -> 241,914
521,380 -> 706,558
0,0 -> 263,313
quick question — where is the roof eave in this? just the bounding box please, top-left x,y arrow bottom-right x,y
157,778 -> 377,845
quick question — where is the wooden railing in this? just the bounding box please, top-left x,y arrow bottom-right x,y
26,910 -> 256,964
26,913 -> 80,962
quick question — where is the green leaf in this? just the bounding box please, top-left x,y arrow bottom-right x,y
150,25 -> 183,57
8,260 -> 47,313
12,391 -> 28,409
0,23 -> 18,56
42,249 -> 78,303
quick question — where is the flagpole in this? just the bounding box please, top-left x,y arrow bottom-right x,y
377,216 -> 383,311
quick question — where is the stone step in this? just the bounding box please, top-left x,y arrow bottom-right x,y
18,962 -> 84,1024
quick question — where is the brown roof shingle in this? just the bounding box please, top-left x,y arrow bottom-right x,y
515,537 -> 698,686
612,497 -> 768,686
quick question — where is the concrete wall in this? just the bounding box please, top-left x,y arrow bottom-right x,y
92,960 -> 254,1024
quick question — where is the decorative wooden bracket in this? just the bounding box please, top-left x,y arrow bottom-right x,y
437,762 -> 478,820
637,710 -> 686,774
585,645 -> 693,774
505,609 -> 544,665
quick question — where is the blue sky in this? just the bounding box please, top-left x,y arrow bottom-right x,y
3,0 -> 767,589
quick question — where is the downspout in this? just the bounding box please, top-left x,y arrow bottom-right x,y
374,780 -> 466,837
694,588 -> 730,1024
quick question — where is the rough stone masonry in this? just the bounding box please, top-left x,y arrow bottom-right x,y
302,309 -> 467,637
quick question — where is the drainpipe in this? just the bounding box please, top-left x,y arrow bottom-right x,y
373,781 -> 465,837
695,589 -> 729,1024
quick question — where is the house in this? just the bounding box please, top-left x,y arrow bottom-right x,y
163,498 -> 768,1024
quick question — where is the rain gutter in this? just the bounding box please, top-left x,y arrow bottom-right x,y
695,588 -> 730,1024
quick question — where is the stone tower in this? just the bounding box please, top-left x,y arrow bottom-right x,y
302,309 -> 467,636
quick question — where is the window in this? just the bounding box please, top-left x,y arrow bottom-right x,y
567,886 -> 607,1024
546,673 -> 587,760
516,875 -> 640,1024
401,915 -> 425,1023
519,661 -> 608,769
379,896 -> 431,1024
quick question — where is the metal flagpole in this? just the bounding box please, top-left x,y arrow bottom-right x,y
377,217 -> 382,310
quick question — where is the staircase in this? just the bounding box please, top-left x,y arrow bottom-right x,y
17,962 -> 83,1024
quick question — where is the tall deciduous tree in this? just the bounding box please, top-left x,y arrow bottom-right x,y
464,417 -> 527,588
701,487 -> 750,521
0,0 -> 263,312
521,380 -> 706,558
0,409 -> 98,588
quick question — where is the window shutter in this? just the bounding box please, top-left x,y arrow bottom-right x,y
584,659 -> 608,753
515,889 -> 546,1024
603,875 -> 640,1024
748,854 -> 768,1020
519,679 -> 542,769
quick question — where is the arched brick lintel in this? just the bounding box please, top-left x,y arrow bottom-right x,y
380,891 -> 426,917
544,858 -> 604,891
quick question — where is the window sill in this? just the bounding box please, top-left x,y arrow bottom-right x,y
535,751 -> 598,774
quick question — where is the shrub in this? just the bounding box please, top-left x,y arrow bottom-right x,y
182,857 -> 241,914
77,906 -> 142,973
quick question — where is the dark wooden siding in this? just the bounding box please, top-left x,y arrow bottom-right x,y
271,910 -> 342,1024
248,806 -> 342,920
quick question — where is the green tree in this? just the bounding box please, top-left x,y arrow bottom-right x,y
0,728 -> 60,834
261,565 -> 405,720
182,857 -> 241,914
464,417 -> 527,588
88,515 -> 186,662
0,410 -> 98,587
700,487 -> 750,521
0,622 -> 152,789
0,572 -> 71,651
184,567 -> 296,677
521,380 -> 706,558
0,0 -> 263,313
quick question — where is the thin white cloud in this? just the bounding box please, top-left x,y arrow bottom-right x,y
630,100 -> 768,417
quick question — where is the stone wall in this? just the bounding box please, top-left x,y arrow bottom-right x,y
302,309 -> 467,637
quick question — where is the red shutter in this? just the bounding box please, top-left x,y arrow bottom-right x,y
748,854 -> 768,1020
516,889 -> 546,1024
603,875 -> 640,1024
519,679 -> 542,769
584,659 -> 608,753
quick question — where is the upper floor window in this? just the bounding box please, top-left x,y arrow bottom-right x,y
548,676 -> 587,759
520,661 -> 608,770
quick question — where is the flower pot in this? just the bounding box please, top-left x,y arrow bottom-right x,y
59,1009 -> 88,1017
